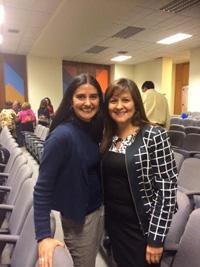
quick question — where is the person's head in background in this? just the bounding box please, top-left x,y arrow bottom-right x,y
50,73 -> 104,141
141,81 -> 155,93
4,101 -> 13,109
12,101 -> 21,112
39,99 -> 48,109
102,78 -> 149,151
21,102 -> 31,110
44,97 -> 53,107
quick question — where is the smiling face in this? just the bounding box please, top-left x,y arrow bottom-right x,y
108,89 -> 135,127
72,83 -> 100,122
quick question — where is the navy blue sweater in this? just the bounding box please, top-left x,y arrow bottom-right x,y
33,118 -> 102,241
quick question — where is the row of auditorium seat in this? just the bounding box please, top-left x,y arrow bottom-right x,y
23,124 -> 49,163
168,131 -> 200,157
170,117 -> 200,127
169,124 -> 200,134
0,126 -> 73,267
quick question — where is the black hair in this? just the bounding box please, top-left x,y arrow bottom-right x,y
141,81 -> 155,90
50,73 -> 104,142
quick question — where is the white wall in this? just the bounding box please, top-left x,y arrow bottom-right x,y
111,64 -> 135,81
188,47 -> 200,112
27,56 -> 63,114
131,58 -> 163,90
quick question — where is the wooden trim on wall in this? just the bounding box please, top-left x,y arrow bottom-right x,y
174,62 -> 189,114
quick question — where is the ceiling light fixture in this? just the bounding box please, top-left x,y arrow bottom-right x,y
157,33 -> 192,45
0,4 -> 5,24
111,55 -> 132,62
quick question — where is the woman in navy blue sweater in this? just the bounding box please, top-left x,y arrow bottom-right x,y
33,74 -> 104,267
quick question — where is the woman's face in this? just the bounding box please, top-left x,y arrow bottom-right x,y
108,89 -> 135,126
72,84 -> 100,122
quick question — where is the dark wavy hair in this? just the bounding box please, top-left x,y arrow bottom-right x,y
50,73 -> 104,142
101,78 -> 149,153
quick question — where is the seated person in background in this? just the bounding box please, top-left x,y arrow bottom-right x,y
0,101 -> 16,136
17,102 -> 36,146
38,99 -> 50,127
44,97 -> 54,119
18,102 -> 36,131
12,100 -> 22,114
141,81 -> 170,129
12,100 -> 22,145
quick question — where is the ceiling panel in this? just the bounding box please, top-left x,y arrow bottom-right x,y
0,0 -> 200,65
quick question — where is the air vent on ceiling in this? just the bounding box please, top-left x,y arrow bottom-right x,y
8,29 -> 20,34
112,26 -> 144,39
160,0 -> 200,13
117,51 -> 128,54
86,46 -> 108,54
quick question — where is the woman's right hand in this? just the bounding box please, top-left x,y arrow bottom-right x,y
38,237 -> 65,267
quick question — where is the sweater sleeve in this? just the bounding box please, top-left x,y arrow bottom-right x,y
33,132 -> 71,241
147,127 -> 178,247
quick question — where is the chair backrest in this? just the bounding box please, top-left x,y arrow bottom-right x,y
181,119 -> 195,127
0,126 -> 12,145
170,117 -> 182,125
182,133 -> 200,152
168,131 -> 186,148
8,179 -> 35,235
5,154 -> 28,187
10,208 -> 56,267
52,247 -> 74,267
178,158 -> 200,192
185,126 -> 200,135
3,147 -> 23,174
164,191 -> 193,248
40,127 -> 49,141
173,152 -> 184,173
172,209 -> 200,267
170,124 -> 185,132
10,208 -> 38,267
6,164 -> 33,205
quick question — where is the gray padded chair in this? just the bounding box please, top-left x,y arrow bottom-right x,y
0,148 -> 23,178
185,126 -> 200,135
170,117 -> 182,125
0,207 -> 56,267
35,247 -> 74,267
173,152 -> 184,173
162,209 -> 200,267
162,191 -> 193,267
0,163 -> 33,207
164,191 -> 193,248
168,131 -> 185,148
178,158 -> 200,192
52,247 -> 74,267
169,125 -> 185,132
0,179 -> 35,255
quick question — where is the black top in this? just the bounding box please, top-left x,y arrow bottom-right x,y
102,151 -> 139,223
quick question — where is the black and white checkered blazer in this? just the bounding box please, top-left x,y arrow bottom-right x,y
125,124 -> 178,247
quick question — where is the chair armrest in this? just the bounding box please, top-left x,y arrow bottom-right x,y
0,186 -> 11,192
0,234 -> 19,243
0,204 -> 14,211
0,173 -> 9,177
0,164 -> 6,168
164,242 -> 179,252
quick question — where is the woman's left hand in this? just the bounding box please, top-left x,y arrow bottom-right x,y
146,245 -> 163,264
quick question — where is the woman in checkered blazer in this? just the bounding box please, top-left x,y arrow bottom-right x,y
101,78 -> 177,267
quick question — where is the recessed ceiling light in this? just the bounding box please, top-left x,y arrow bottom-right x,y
157,33 -> 192,45
0,34 -> 3,44
111,55 -> 132,62
0,5 -> 5,25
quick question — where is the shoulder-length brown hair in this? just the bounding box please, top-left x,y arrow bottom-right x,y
101,78 -> 149,153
